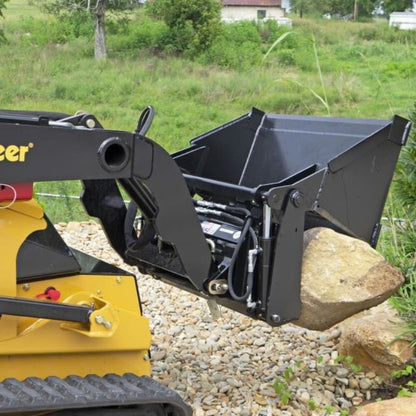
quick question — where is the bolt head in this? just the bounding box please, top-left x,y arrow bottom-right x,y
270,314 -> 281,323
291,190 -> 305,208
86,118 -> 96,128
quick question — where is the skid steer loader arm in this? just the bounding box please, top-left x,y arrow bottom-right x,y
0,110 -> 212,293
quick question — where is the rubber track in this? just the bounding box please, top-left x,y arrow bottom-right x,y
0,373 -> 192,416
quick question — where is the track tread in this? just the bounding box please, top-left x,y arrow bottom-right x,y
0,374 -> 191,416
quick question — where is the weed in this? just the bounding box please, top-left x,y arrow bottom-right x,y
335,355 -> 363,373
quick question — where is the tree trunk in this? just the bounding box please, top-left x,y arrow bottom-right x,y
353,0 -> 359,20
94,0 -> 106,60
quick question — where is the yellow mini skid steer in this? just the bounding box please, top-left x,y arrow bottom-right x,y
0,107 -> 410,415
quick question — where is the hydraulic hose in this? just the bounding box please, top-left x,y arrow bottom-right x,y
195,201 -> 259,301
124,201 -> 155,249
135,105 -> 154,136
227,217 -> 256,301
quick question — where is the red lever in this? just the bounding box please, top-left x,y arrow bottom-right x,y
36,287 -> 61,301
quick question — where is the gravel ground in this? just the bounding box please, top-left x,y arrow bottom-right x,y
57,221 -> 383,416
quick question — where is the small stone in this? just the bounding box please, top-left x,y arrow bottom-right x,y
151,350 -> 166,361
337,397 -> 351,409
226,378 -> 242,388
195,408 -> 204,416
345,389 -> 355,399
253,338 -> 266,346
254,394 -> 268,405
359,377 -> 372,390
352,396 -> 363,406
202,395 -> 214,405
240,353 -> 250,363
211,357 -> 221,366
348,377 -> 359,389
335,377 -> 349,386
336,368 -> 350,378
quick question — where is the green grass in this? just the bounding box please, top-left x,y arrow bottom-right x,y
1,2 -> 415,226
3,0 -> 43,22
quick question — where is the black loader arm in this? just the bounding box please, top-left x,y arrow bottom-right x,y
0,110 -> 212,293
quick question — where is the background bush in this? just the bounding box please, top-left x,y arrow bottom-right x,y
394,103 -> 416,218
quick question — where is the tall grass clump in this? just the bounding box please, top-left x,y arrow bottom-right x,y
394,102 -> 416,217
8,11 -> 93,46
198,20 -> 263,70
383,101 -> 416,348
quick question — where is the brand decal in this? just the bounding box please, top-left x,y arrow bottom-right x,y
0,143 -> 34,162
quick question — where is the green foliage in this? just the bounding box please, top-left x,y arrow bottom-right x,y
145,0 -> 221,57
394,103 -> 416,216
357,22 -> 416,43
2,5 -> 416,220
381,0 -> 414,15
0,0 -> 9,42
291,0 -> 378,18
14,13 -> 93,45
106,15 -> 168,54
391,363 -> 416,398
35,0 -> 136,16
199,21 -> 263,70
33,0 -> 138,58
0,0 -> 8,18
273,377 -> 292,405
390,270 -> 416,347
392,363 -> 416,379
334,355 -> 363,373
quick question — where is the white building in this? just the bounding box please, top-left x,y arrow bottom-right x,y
389,12 -> 416,30
221,0 -> 286,23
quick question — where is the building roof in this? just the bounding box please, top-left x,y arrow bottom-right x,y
222,0 -> 282,6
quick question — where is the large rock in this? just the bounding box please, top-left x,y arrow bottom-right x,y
353,393 -> 416,416
294,227 -> 404,331
338,302 -> 414,378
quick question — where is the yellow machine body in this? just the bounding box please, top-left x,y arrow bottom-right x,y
0,200 -> 151,381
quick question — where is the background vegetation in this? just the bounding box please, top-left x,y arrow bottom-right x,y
1,1 -> 415,345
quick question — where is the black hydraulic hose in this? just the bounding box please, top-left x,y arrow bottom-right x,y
195,200 -> 251,218
124,201 -> 138,246
227,217 -> 255,302
195,202 -> 259,301
124,201 -> 155,249
135,105 -> 154,136
194,206 -> 258,248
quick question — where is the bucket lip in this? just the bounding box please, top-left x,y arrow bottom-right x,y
264,112 -> 389,124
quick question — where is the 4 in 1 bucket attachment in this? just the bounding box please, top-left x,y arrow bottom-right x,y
167,108 -> 410,325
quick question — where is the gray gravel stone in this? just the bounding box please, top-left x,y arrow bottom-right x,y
58,221 -> 385,416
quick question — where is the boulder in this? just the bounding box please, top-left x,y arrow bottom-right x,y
353,393 -> 416,416
338,302 -> 414,378
294,227 -> 404,331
